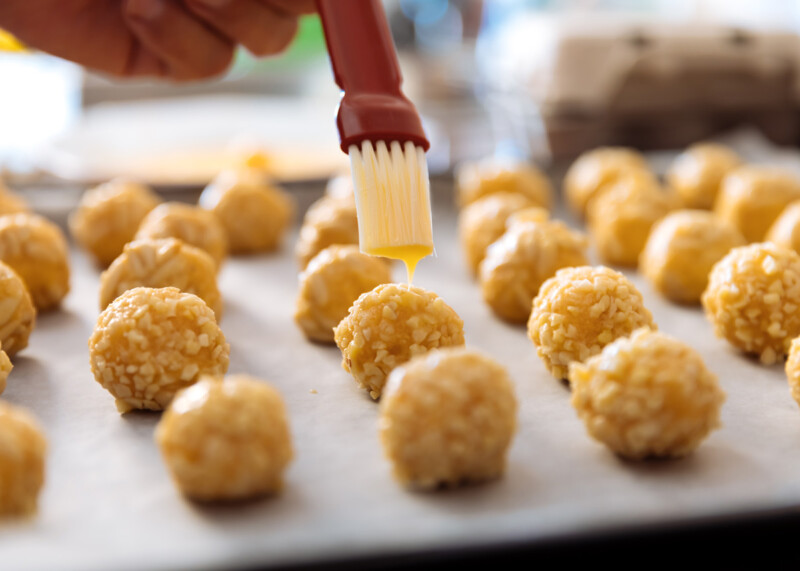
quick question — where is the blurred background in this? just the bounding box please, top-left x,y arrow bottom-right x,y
2,0 -> 800,198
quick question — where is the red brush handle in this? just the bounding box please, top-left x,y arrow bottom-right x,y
316,0 -> 430,153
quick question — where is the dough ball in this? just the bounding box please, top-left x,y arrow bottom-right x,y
0,214 -> 70,311
458,192 -> 539,275
564,147 -> 651,217
0,400 -> 46,516
569,328 -> 724,459
785,337 -> 800,408
325,174 -> 355,201
0,344 -> 12,395
69,178 -> 160,266
99,238 -> 222,318
666,143 -> 741,209
199,168 -> 294,254
766,200 -> 800,254
529,266 -> 655,379
380,348 -> 517,489
156,375 -> 293,501
640,210 -> 745,304
702,242 -> 800,364
715,166 -> 800,243
455,159 -> 553,209
334,283 -> 465,399
89,287 -> 230,413
479,214 -> 589,323
295,245 -> 393,343
588,176 -> 674,267
295,195 -> 359,269
135,202 -> 228,269
0,261 -> 35,357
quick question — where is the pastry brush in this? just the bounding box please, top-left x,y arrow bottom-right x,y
316,0 -> 433,282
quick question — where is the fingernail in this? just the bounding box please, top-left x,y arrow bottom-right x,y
127,0 -> 164,20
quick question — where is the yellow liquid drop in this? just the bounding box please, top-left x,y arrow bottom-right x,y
368,244 -> 433,284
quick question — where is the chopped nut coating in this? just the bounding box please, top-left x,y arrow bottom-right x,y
295,195 -> 359,269
136,202 -> 228,269
380,348 -> 517,489
529,266 -> 655,379
702,242 -> 800,364
570,328 -> 724,459
69,178 -> 160,266
89,287 -> 230,412
455,159 -> 553,209
0,213 -> 70,311
334,283 -> 465,399
295,245 -> 392,343
156,375 -> 293,501
99,238 -> 222,318
0,401 -> 46,516
641,210 -> 745,304
199,168 -> 294,254
0,261 -> 35,357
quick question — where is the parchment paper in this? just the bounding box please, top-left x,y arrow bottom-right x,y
4,129 -> 800,570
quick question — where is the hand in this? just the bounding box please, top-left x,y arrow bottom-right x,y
0,0 -> 316,81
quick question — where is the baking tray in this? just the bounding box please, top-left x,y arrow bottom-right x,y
4,135 -> 800,570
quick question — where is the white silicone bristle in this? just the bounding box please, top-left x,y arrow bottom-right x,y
348,140 -> 434,255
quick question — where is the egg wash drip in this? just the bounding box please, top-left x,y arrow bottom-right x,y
349,140 -> 434,284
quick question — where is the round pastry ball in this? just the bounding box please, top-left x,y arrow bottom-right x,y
785,337 -> 800,408
69,178 -> 160,266
155,375 -> 293,501
479,214 -> 589,323
0,213 -> 70,311
0,261 -> 35,357
564,147 -> 651,217
99,238 -> 222,318
380,348 -> 517,489
89,287 -> 230,413
135,202 -> 228,269
714,166 -> 800,243
766,200 -> 800,254
295,245 -> 393,343
640,210 -> 745,304
199,168 -> 294,254
702,242 -> 800,364
569,328 -> 724,460
666,143 -> 741,209
455,159 -> 553,209
0,400 -> 46,516
295,195 -> 359,269
0,344 -> 12,396
588,176 -> 674,267
529,266 -> 655,379
458,192 -> 538,275
334,283 -> 465,399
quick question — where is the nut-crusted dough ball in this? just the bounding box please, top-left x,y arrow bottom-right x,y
569,328 -> 724,460
296,195 -> 359,269
99,238 -> 222,318
380,348 -> 517,489
715,166 -> 800,243
640,210 -> 745,304
529,266 -> 655,379
455,159 -> 553,209
135,202 -> 227,269
89,287 -> 230,413
199,168 -> 294,254
295,245 -> 392,343
155,375 -> 293,501
702,242 -> 800,364
69,178 -> 160,266
0,261 -> 35,357
564,147 -> 651,217
588,176 -> 674,267
458,192 -> 538,275
666,143 -> 741,210
785,337 -> 800,408
0,214 -> 70,311
0,401 -> 46,516
479,214 -> 589,323
334,284 -> 465,399
766,200 -> 800,254
0,344 -> 12,395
